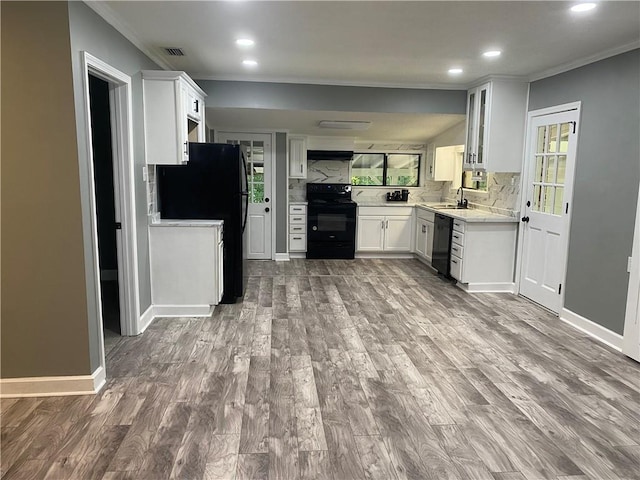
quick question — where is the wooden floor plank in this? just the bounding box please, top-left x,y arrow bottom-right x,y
3,259 -> 639,480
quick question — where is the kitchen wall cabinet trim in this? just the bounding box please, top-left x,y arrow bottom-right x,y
464,79 -> 528,173
142,70 -> 207,165
289,136 -> 307,178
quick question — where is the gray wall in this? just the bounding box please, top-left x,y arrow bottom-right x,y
528,49 -> 640,335
68,1 -> 160,370
197,80 -> 467,115
275,133 -> 288,254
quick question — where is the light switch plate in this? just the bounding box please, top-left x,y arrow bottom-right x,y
629,256 -> 633,273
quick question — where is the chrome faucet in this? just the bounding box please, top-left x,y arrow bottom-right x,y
456,187 -> 468,209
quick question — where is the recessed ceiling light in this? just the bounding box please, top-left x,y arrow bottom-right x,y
242,59 -> 258,67
448,68 -> 463,75
570,3 -> 596,12
483,50 -> 502,58
236,38 -> 255,47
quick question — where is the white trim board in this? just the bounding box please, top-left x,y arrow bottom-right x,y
560,308 -> 623,352
456,282 -> 516,294
153,305 -> 214,318
0,366 -> 106,398
275,253 -> 291,261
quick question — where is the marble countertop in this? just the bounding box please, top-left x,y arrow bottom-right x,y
356,201 -> 417,207
417,203 -> 518,223
150,219 -> 224,227
289,201 -> 308,205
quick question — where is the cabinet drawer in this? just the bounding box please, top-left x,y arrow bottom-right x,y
450,243 -> 464,259
289,234 -> 306,251
450,255 -> 463,281
290,215 -> 306,224
289,224 -> 306,234
289,204 -> 307,215
417,209 -> 435,223
451,230 -> 465,246
452,219 -> 466,233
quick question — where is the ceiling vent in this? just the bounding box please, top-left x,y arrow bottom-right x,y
163,47 -> 186,56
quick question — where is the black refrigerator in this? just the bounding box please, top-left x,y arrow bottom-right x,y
157,143 -> 249,304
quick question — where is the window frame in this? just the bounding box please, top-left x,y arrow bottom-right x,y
352,150 -> 422,187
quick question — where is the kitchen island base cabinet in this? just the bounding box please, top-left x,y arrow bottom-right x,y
450,220 -> 517,293
150,222 -> 223,314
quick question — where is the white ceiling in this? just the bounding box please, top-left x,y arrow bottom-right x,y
92,0 -> 639,142
208,108 -> 466,142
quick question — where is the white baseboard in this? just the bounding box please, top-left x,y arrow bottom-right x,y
356,252 -> 415,259
138,304 -> 155,334
100,269 -> 117,281
457,282 -> 516,293
0,366 -> 105,398
275,253 -> 290,261
289,252 -> 306,258
560,308 -> 623,351
153,304 -> 213,318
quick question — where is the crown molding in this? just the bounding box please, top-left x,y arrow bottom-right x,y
190,73 -> 468,91
83,0 -> 173,71
529,40 -> 640,82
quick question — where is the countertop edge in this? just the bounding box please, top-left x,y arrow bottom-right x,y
149,219 -> 224,227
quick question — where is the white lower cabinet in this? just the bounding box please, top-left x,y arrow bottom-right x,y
289,203 -> 307,252
448,218 -> 517,290
357,206 -> 413,252
415,208 -> 435,263
149,222 -> 224,308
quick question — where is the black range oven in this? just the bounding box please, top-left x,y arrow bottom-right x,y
306,183 -> 357,259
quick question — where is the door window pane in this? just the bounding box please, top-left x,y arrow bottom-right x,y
535,156 -> 544,182
548,124 -> 558,153
536,126 -> 546,153
546,156 -> 557,183
352,153 -> 384,186
554,187 -> 564,215
533,185 -> 542,211
386,154 -> 419,186
543,186 -> 554,214
557,155 -> 566,185
559,123 -> 570,153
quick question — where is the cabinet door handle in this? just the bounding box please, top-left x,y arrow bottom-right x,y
300,164 -> 303,173
422,225 -> 426,233
194,99 -> 199,113
293,237 -> 302,240
452,259 -> 458,264
453,234 -> 459,239
184,142 -> 188,156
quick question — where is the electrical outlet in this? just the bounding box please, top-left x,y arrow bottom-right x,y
628,256 -> 633,273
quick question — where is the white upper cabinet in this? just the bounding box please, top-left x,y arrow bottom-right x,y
464,79 -> 528,172
289,136 -> 307,178
142,71 -> 207,165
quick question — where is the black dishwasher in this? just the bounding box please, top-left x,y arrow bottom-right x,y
432,213 -> 453,277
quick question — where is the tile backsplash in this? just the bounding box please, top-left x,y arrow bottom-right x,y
289,160 -> 351,201
443,172 -> 521,216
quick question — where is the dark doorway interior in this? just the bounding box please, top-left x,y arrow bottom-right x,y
89,74 -> 121,336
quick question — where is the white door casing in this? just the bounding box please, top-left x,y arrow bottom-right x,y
216,132 -> 273,260
622,182 -> 640,361
81,52 -> 140,388
518,104 -> 580,313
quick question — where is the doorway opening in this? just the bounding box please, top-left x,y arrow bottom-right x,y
89,74 -> 121,339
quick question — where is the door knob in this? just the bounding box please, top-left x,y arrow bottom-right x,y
521,216 -> 530,223
265,207 -> 270,213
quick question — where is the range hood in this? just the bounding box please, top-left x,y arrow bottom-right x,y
307,150 -> 354,161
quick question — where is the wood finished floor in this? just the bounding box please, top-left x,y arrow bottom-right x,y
2,259 -> 640,480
